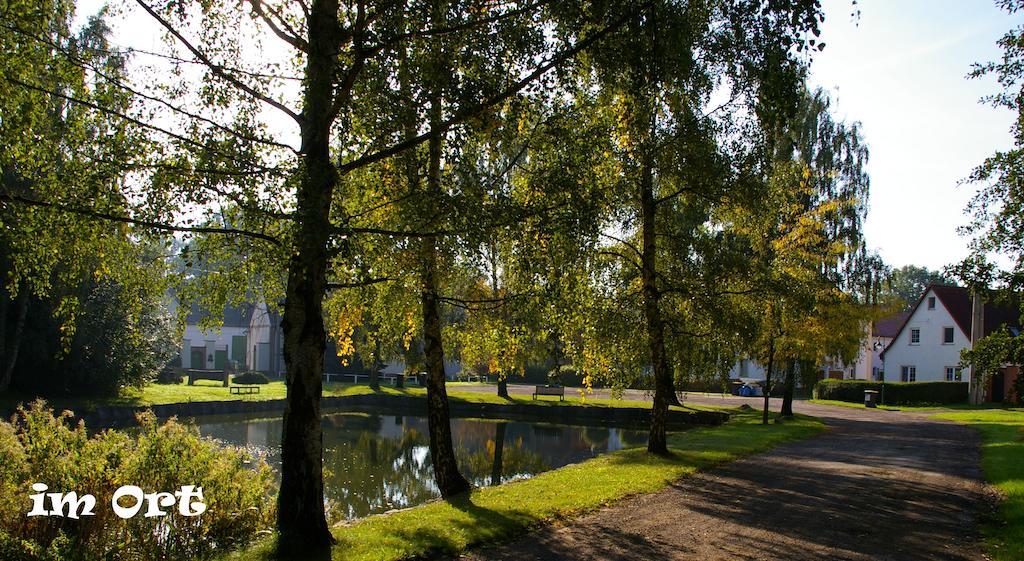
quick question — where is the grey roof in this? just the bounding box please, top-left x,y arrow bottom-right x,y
186,303 -> 254,328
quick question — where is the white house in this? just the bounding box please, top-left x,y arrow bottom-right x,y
180,304 -> 253,371
880,284 -> 1019,386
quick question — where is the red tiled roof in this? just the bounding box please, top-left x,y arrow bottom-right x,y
880,284 -> 1021,360
931,284 -> 974,338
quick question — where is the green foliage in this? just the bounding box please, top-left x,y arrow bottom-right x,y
934,408 -> 1024,561
232,372 -> 270,385
813,379 -> 969,405
0,401 -> 274,561
885,265 -> 953,310
962,327 -> 1024,400
11,277 -> 176,396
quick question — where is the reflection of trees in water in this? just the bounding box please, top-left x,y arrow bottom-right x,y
582,426 -> 610,447
457,422 -> 548,485
617,428 -> 648,449
197,413 -> 647,522
322,415 -> 437,521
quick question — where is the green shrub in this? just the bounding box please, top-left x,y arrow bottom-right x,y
155,368 -> 184,385
231,372 -> 270,385
813,379 -> 969,405
0,400 -> 274,561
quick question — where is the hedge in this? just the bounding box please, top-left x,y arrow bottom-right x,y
232,371 -> 271,385
813,379 -> 969,405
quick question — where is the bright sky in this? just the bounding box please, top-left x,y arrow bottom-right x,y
810,0 -> 1023,271
77,0 -> 1023,273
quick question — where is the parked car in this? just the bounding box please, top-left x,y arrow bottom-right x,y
737,383 -> 764,397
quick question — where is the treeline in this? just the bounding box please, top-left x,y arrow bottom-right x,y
1,0 -> 886,557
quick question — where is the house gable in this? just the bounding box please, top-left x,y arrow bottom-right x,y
881,284 -> 969,361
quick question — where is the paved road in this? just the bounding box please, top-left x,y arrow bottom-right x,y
450,385 -> 991,561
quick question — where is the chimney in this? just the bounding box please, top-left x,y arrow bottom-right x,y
969,291 -> 986,404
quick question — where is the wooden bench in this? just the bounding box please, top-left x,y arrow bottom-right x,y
533,385 -> 564,401
188,369 -> 228,387
229,385 -> 260,395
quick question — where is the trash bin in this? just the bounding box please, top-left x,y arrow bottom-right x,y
864,389 -> 880,408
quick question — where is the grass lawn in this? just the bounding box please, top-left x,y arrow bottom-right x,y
933,408 -> 1024,561
0,381 -> 724,415
808,398 -> 1010,412
222,409 -> 824,561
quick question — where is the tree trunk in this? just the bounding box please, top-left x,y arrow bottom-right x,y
419,91 -> 470,498
0,285 -> 28,393
275,0 -> 339,552
420,239 -> 470,496
491,422 -> 506,486
640,155 -> 672,456
489,239 -> 510,399
369,339 -> 381,391
761,339 -> 775,426
780,359 -> 796,418
667,374 -> 683,407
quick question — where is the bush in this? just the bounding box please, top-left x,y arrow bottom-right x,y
0,401 -> 274,561
231,372 -> 270,385
813,379 -> 969,405
155,368 -> 184,385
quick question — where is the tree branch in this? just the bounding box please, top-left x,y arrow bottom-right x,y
247,0 -> 309,52
326,276 -> 397,290
335,3 -> 648,175
2,74 -> 279,175
134,0 -> 302,124
0,193 -> 281,245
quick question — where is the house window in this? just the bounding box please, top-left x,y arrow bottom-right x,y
943,327 -> 955,344
910,329 -> 921,344
945,367 -> 963,382
927,296 -> 936,310
901,366 -> 916,382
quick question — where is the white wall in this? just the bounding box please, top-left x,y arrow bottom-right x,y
728,359 -> 767,381
181,325 -> 247,369
881,288 -> 970,382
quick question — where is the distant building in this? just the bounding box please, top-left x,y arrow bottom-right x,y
832,311 -> 911,381
880,284 -> 1020,401
181,304 -> 253,371
179,301 -> 396,378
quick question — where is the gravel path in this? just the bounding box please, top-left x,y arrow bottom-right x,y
450,386 -> 991,561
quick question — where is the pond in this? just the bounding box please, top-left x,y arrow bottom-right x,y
195,412 -> 648,521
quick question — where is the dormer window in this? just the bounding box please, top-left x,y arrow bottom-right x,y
927,296 -> 936,310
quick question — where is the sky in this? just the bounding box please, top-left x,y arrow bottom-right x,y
75,0 -> 1024,273
810,0 -> 1023,271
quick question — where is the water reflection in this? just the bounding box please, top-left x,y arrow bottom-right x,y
196,413 -> 647,521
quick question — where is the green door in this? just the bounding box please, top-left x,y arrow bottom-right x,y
231,335 -> 247,368
214,349 -> 227,371
190,348 -> 205,370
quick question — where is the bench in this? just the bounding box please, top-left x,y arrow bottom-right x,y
533,385 -> 564,401
229,385 -> 260,395
188,369 -> 228,387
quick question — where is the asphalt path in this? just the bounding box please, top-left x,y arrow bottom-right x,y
447,384 -> 990,561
